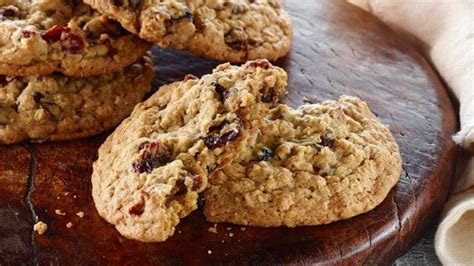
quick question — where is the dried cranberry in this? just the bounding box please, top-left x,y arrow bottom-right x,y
60,33 -> 85,54
247,59 -> 271,69
257,147 -> 273,161
129,201 -> 145,216
226,39 -> 247,51
41,25 -> 70,43
184,74 -> 198,81
191,175 -> 203,191
132,141 -> 171,173
203,121 -> 241,149
21,30 -> 35,38
41,25 -> 85,54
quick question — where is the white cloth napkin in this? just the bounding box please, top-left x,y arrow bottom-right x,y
346,0 -> 474,265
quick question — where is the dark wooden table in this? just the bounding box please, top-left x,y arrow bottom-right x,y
0,0 -> 458,264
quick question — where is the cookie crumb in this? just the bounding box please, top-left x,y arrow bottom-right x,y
64,192 -> 70,196
208,224 -> 218,233
226,227 -> 232,231
229,232 -> 234,237
66,222 -> 73,228
240,227 -> 246,231
76,211 -> 84,218
178,230 -> 182,234
34,221 -> 47,235
208,250 -> 212,254
73,195 -> 77,199
55,209 -> 66,216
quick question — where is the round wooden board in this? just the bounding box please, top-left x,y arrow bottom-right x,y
0,0 -> 458,264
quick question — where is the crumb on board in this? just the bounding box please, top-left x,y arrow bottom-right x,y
73,195 -> 77,199
229,232 -> 234,237
64,192 -> 70,196
240,227 -> 246,231
226,227 -> 232,231
208,224 -> 218,234
55,209 -> 66,216
34,221 -> 47,235
66,222 -> 73,229
76,211 -> 84,218
208,250 -> 212,254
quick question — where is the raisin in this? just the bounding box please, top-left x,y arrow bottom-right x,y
210,81 -> 227,101
203,120 -> 241,149
184,74 -> 198,81
132,141 -> 171,173
320,136 -> 334,148
174,177 -> 187,196
0,7 -> 18,20
224,27 -> 247,51
112,0 -> 123,6
129,193 -> 148,216
261,87 -> 276,103
257,147 -> 273,161
247,59 -> 271,69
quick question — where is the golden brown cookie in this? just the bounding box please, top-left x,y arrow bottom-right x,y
83,0 -> 292,62
0,54 -> 154,144
204,96 -> 402,227
92,59 -> 287,242
0,0 -> 151,77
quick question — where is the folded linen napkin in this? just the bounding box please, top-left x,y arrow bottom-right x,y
347,0 -> 474,264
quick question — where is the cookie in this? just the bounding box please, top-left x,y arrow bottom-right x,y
83,0 -> 292,62
92,59 -> 287,242
0,0 -> 151,77
204,96 -> 402,227
0,54 -> 154,144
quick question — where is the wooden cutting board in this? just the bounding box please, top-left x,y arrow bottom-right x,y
0,0 -> 458,264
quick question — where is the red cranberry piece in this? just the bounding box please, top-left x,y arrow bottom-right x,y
132,141 -> 171,173
41,25 -> 70,43
211,81 -> 231,102
191,174 -> 203,191
21,30 -> 35,38
129,191 -> 150,216
247,59 -> 271,69
203,120 -> 241,149
184,74 -> 198,81
41,25 -> 85,54
60,33 -> 85,54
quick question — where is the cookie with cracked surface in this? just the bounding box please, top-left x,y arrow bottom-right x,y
92,59 -> 287,242
83,0 -> 292,62
0,54 -> 154,144
0,0 -> 151,77
204,96 -> 402,227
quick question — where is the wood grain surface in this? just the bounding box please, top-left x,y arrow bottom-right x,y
0,0 -> 458,264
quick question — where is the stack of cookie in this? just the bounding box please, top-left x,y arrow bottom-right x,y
92,60 -> 402,242
0,0 -> 154,144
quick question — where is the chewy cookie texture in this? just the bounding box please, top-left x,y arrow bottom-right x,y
0,0 -> 151,77
83,0 -> 292,62
92,60 -> 288,242
0,55 -> 154,144
204,97 -> 402,227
